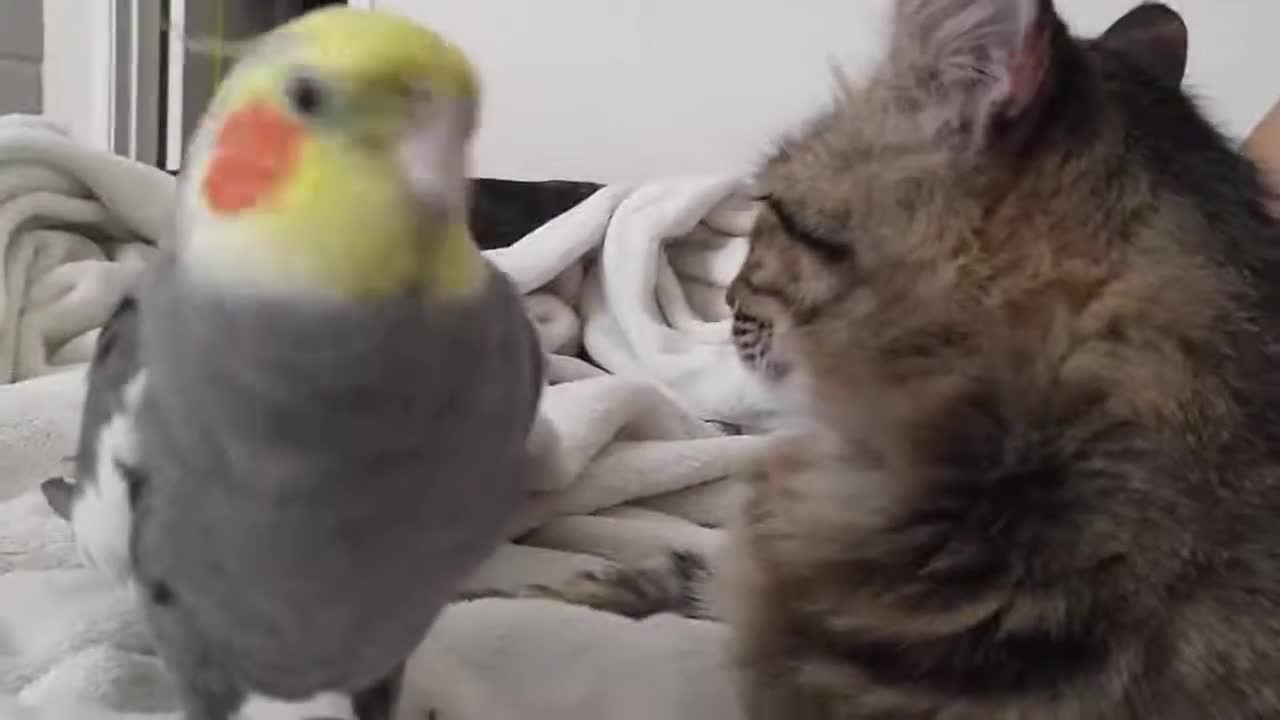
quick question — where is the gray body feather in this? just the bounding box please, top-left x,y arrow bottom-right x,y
42,295 -> 143,518
129,254 -> 542,715
42,294 -> 147,582
74,295 -> 144,480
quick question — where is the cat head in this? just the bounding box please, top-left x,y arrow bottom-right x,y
730,0 -> 1279,468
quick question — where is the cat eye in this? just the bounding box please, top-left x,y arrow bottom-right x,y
761,196 -> 852,263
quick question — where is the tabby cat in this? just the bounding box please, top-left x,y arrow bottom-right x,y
526,1 -> 1280,717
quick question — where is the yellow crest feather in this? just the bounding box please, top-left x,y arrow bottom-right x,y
283,6 -> 479,100
182,7 -> 485,302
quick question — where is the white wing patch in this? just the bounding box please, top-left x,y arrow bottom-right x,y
236,691 -> 355,720
71,371 -> 148,584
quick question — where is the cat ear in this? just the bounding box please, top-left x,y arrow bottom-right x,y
1097,3 -> 1187,86
887,0 -> 1058,142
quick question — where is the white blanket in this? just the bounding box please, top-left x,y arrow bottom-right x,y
0,116 -> 168,386
0,116 -> 760,718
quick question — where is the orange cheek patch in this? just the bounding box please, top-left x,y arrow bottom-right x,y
201,101 -> 304,214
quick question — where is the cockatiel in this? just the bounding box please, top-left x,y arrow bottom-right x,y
42,7 -> 543,719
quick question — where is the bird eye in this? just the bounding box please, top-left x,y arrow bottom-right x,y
409,80 -> 434,104
285,71 -> 330,118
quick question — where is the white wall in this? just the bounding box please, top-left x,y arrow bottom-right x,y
377,0 -> 1280,184
43,0 -> 114,150
39,1 -> 1280,179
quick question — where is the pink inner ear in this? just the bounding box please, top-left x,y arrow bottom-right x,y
1003,18 -> 1052,118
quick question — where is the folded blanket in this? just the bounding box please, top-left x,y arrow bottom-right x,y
0,115 -> 762,719
490,176 -> 774,430
0,116 -> 169,385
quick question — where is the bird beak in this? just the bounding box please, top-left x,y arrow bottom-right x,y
398,96 -> 476,222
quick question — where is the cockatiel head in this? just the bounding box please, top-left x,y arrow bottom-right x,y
177,7 -> 484,301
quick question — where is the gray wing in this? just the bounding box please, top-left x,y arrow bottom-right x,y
43,293 -> 144,517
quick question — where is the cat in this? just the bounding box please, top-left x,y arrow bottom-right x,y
518,0 -> 1280,717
